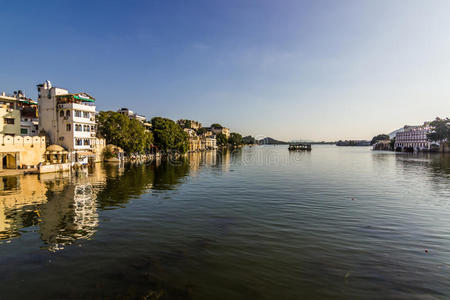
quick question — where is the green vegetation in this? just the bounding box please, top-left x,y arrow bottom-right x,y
242,135 -> 256,144
427,117 -> 450,142
151,117 -> 189,153
97,111 -> 153,154
228,132 -> 243,146
216,133 -> 228,146
370,134 -> 390,145
196,127 -> 207,135
257,137 -> 288,145
211,123 -> 223,129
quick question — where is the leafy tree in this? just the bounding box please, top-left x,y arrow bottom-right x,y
242,135 -> 256,144
427,117 -> 450,142
370,134 -> 390,145
196,127 -> 207,135
216,133 -> 228,146
228,132 -> 243,146
97,111 -> 153,154
211,123 -> 223,129
390,137 -> 397,150
151,117 -> 189,153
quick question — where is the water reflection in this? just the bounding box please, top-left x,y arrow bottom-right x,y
0,152 -> 217,250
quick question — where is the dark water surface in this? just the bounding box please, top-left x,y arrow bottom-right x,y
0,145 -> 449,299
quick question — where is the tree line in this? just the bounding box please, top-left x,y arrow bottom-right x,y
97,112 -> 256,154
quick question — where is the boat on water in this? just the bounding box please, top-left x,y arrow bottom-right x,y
288,143 -> 311,151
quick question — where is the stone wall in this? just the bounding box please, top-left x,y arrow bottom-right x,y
0,134 -> 46,168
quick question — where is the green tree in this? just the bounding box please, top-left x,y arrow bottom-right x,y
228,132 -> 243,146
370,134 -> 390,145
196,127 -> 207,135
427,117 -> 450,142
211,123 -> 223,129
242,135 -> 256,144
390,137 -> 396,150
97,111 -> 153,154
151,117 -> 189,153
216,133 -> 228,146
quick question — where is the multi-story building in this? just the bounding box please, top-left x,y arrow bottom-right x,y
16,93 -> 39,136
117,108 -> 146,123
0,92 -> 21,136
0,91 -> 39,136
202,135 -> 217,150
394,123 -> 435,151
37,80 -> 102,164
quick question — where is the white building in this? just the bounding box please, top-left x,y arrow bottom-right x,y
117,107 -> 146,123
37,80 -> 98,164
394,123 -> 437,151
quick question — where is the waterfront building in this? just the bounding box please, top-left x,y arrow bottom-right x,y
184,128 -> 202,152
202,135 -> 217,150
37,80 -> 104,164
212,126 -> 230,138
117,108 -> 146,123
0,134 -> 46,170
394,123 -> 436,151
0,92 -> 21,136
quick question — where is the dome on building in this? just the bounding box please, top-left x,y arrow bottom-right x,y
46,144 -> 65,152
44,80 -> 52,89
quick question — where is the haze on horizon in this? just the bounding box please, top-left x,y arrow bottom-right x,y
1,0 -> 449,141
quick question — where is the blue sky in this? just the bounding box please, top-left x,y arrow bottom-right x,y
1,0 -> 449,141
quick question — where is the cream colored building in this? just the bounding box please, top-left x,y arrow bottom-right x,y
0,134 -> 46,170
212,127 -> 230,138
0,93 -> 21,136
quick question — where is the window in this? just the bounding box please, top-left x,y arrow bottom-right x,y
75,124 -> 82,131
83,111 -> 90,118
21,128 -> 28,134
91,125 -> 95,132
4,118 -> 15,125
66,124 -> 71,131
75,110 -> 82,117
34,125 -> 38,130
83,125 -> 90,132
84,139 -> 90,146
75,139 -> 83,146
60,110 -> 64,117
66,110 -> 70,117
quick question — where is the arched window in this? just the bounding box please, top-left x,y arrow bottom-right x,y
66,110 -> 70,117
59,110 -> 64,117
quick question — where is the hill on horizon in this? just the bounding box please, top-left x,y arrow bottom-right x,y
257,137 -> 288,145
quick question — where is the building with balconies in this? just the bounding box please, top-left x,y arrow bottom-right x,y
37,80 -> 103,164
0,92 -> 21,136
394,123 -> 437,152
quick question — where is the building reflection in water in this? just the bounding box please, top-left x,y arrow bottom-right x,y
38,171 -> 103,251
0,175 -> 48,240
0,155 -> 219,251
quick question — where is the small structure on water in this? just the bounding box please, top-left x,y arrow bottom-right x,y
288,143 -> 311,151
103,144 -> 125,163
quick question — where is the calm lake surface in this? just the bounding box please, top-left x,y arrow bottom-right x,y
0,145 -> 449,299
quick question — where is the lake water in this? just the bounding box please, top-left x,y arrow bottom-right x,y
0,145 -> 449,299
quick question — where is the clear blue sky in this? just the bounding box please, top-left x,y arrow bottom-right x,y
1,0 -> 449,141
